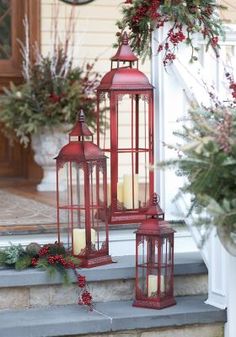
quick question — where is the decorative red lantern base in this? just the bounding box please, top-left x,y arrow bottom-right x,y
79,255 -> 113,269
133,297 -> 176,310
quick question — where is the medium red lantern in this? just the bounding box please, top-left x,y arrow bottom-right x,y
96,32 -> 154,224
133,193 -> 176,309
55,110 -> 112,268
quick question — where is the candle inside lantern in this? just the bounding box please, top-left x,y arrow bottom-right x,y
117,182 -> 123,203
73,228 -> 96,255
148,274 -> 165,297
123,174 -> 139,209
107,182 -> 123,206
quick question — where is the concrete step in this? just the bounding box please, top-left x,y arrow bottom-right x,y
0,224 -> 199,255
0,252 -> 207,310
0,295 -> 226,337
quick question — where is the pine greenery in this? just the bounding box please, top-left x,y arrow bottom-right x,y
158,92 -> 236,250
0,48 -> 100,146
116,0 -> 225,63
0,242 -> 80,285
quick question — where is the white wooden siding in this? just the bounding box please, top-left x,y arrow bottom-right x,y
40,0 -> 150,76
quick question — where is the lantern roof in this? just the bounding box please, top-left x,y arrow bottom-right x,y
146,193 -> 164,218
55,110 -> 105,163
69,110 -> 93,137
137,194 -> 174,235
97,32 -> 153,91
137,218 -> 174,235
97,67 -> 153,91
111,32 -> 138,62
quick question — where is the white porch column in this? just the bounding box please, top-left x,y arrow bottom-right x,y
151,24 -> 228,310
225,253 -> 236,337
151,28 -> 188,221
204,229 -> 227,309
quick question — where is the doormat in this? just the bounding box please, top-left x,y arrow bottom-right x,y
0,190 -> 57,235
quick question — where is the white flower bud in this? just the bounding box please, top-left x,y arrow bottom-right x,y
16,91 -> 22,98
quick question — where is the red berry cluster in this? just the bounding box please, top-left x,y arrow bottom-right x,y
163,52 -> 176,66
226,72 -> 236,100
211,36 -> 219,48
31,257 -> 38,267
230,82 -> 236,100
74,270 -> 93,310
38,246 -> 49,256
128,0 -> 160,33
77,274 -> 87,288
49,93 -> 62,103
202,4 -> 214,16
47,254 -> 75,269
157,25 -> 185,66
81,291 -> 93,306
168,29 -> 185,46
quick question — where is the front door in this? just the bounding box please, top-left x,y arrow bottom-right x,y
0,0 -> 40,179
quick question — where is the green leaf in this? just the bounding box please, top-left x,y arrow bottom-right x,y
15,255 -> 32,270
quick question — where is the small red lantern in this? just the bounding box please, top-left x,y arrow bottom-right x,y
96,32 -> 154,224
55,110 -> 112,268
133,193 -> 176,309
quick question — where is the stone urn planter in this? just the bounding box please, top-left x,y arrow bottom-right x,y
31,126 -> 71,191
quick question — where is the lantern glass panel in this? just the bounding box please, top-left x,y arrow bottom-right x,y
57,161 -> 108,256
137,265 -> 147,297
98,92 -> 151,214
137,235 -> 147,265
136,234 -> 171,299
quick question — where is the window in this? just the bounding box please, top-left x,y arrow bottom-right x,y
0,0 -> 12,60
0,0 -> 40,91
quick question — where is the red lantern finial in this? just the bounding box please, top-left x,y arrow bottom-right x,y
122,32 -> 129,45
78,109 -> 85,122
146,193 -> 164,220
111,32 -> 138,62
152,193 -> 159,206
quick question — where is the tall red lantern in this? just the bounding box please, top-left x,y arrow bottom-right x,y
96,32 -> 154,224
55,110 -> 112,268
133,193 -> 176,309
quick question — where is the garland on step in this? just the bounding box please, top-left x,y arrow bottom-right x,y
0,242 -> 93,310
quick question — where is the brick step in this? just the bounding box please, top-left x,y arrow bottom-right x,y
0,295 -> 226,337
0,252 -> 207,310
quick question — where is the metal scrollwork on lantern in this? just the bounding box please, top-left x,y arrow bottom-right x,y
133,193 -> 176,309
55,110 -> 112,268
96,32 -> 154,225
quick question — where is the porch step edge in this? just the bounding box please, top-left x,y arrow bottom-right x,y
0,295 -> 226,337
0,252 -> 207,288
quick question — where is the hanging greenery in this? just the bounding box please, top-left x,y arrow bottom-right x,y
116,0 -> 226,65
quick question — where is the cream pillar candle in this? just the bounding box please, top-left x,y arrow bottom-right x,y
148,274 -> 165,297
123,174 -> 139,209
73,228 -> 96,255
107,182 -> 123,206
117,182 -> 123,203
